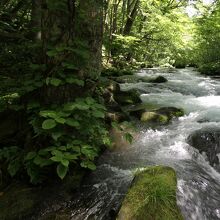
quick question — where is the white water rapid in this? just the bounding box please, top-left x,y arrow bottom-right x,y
69,68 -> 220,220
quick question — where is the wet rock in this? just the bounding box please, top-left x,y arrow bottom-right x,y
188,128 -> 220,169
148,75 -> 168,83
114,89 -> 141,105
0,183 -> 42,220
141,112 -> 169,124
0,170 -> 85,220
117,166 -> 183,220
155,107 -> 184,119
126,105 -> 184,125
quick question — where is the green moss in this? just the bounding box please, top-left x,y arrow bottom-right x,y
140,112 -> 169,124
0,183 -> 40,220
117,166 -> 183,220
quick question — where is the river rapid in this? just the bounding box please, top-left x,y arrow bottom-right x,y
69,68 -> 220,220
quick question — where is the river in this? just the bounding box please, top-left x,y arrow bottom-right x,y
68,68 -> 220,220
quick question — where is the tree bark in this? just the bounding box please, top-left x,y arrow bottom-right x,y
40,0 -> 103,104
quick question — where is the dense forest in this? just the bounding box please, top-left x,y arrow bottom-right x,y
0,0 -> 220,219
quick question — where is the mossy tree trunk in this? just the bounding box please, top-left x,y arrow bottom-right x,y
38,0 -> 103,104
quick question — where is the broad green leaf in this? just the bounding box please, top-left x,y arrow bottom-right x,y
8,159 -> 21,176
57,164 -> 68,179
80,160 -> 96,171
66,77 -> 84,86
33,155 -> 45,165
50,78 -> 62,86
81,145 -> 98,160
39,110 -> 57,118
63,152 -> 79,160
65,118 -> 80,127
61,159 -> 69,167
50,156 -> 62,162
63,102 -> 77,111
42,119 -> 57,130
92,110 -> 105,118
47,50 -> 57,57
51,132 -> 63,141
25,151 -> 37,160
55,117 -> 66,124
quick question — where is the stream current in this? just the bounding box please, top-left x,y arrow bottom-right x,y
70,68 -> 220,220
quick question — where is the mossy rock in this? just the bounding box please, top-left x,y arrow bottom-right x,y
117,166 -> 183,220
148,76 -> 168,83
0,183 -> 41,220
138,107 -> 184,125
155,107 -> 184,119
140,112 -> 168,124
114,89 -> 141,105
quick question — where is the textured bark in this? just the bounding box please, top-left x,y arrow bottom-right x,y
40,0 -> 103,104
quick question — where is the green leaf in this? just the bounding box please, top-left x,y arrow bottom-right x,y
50,156 -> 62,162
65,118 -> 80,127
61,159 -> 69,167
62,62 -> 78,70
66,77 -> 85,86
55,117 -> 66,124
57,164 -> 68,179
25,151 -> 37,160
51,132 -> 63,141
92,110 -> 105,118
50,78 -> 62,86
47,50 -> 58,57
42,119 -> 57,130
80,160 -> 96,171
8,159 -> 21,177
33,155 -> 45,165
63,153 -> 78,160
124,132 -> 133,144
81,145 -> 98,160
39,110 -> 58,118
63,102 -> 77,111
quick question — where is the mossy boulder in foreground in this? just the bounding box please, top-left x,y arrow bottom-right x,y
117,166 -> 183,220
139,107 -> 184,124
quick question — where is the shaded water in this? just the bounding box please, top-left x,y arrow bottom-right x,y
70,68 -> 220,220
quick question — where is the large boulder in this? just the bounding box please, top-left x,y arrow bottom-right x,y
141,112 -> 169,124
114,89 -> 142,106
188,128 -> 220,169
0,170 -> 84,220
126,106 -> 184,125
148,75 -> 168,83
117,166 -> 183,220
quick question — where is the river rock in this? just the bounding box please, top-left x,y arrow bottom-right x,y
141,112 -> 169,124
155,107 -> 184,119
188,128 -> 220,169
117,166 -> 183,220
148,75 -> 168,83
114,89 -> 142,105
126,105 -> 184,124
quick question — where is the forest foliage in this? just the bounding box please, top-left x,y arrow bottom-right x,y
0,0 -> 219,184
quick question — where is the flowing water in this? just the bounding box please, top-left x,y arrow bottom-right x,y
69,68 -> 220,220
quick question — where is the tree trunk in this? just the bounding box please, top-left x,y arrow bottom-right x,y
123,0 -> 139,35
39,0 -> 103,104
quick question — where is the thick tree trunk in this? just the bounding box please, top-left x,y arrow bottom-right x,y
39,0 -> 103,104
